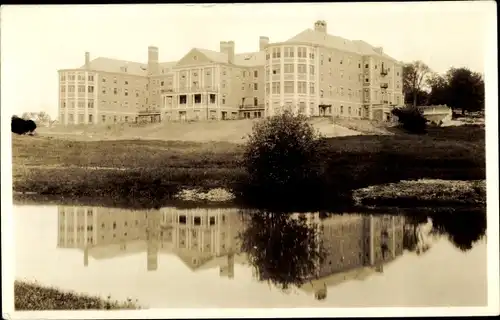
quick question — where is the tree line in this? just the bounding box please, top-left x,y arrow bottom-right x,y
403,61 -> 485,115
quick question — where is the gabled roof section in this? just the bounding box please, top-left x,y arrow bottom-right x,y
196,48 -> 228,64
234,51 -> 265,67
175,48 -> 228,68
79,57 -> 149,76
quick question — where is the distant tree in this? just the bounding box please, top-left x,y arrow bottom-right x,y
37,111 -> 51,123
426,73 -> 450,106
445,67 -> 484,115
403,61 -> 432,107
404,89 -> 429,106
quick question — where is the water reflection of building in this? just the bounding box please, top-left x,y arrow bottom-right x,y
57,207 -> 405,294
303,214 -> 405,300
57,206 -> 243,276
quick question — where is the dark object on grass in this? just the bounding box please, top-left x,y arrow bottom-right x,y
12,116 -> 37,135
391,106 -> 428,134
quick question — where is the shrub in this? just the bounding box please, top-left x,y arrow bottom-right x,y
391,106 -> 428,134
241,111 -> 325,206
12,116 -> 37,135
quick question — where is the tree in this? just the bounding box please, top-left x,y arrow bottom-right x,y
445,67 -> 484,114
37,111 -> 51,123
241,110 -> 325,207
403,61 -> 432,107
427,73 -> 450,106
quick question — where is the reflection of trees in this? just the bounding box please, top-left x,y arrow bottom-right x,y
403,209 -> 487,253
430,209 -> 486,252
238,211 -> 324,291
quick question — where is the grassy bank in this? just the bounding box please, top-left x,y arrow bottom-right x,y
12,125 -> 485,209
14,280 -> 141,310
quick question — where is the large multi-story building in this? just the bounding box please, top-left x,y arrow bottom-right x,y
58,21 -> 404,125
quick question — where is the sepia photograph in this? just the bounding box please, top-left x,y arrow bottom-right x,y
1,2 -> 498,319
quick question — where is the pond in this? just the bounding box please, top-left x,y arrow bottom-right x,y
14,204 -> 487,308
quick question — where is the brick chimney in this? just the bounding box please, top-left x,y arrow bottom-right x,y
147,46 -> 159,75
85,52 -> 90,69
259,36 -> 269,51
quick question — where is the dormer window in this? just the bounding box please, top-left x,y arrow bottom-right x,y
193,55 -> 198,60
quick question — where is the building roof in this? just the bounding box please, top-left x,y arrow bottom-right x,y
234,51 -> 265,67
286,28 -> 398,62
79,57 -> 149,76
193,48 -> 229,64
79,57 -> 178,76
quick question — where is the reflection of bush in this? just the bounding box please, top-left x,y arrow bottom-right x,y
239,211 -> 325,291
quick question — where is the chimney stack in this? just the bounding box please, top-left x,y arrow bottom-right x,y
85,52 -> 90,69
314,20 -> 327,33
259,36 -> 269,51
220,41 -> 235,64
147,46 -> 159,75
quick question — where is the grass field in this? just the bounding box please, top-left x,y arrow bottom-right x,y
14,280 -> 141,310
11,124 -> 485,209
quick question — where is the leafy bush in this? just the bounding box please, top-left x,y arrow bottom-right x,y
391,106 -> 428,134
241,111 -> 326,206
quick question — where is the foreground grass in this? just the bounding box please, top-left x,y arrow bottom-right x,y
12,125 -> 485,209
14,280 -> 141,310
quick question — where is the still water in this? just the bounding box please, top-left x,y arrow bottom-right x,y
15,204 -> 487,308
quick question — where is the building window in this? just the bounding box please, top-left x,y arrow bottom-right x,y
114,88 -> 118,95
254,70 -> 258,78
222,98 -> 226,104
297,81 -> 307,94
284,47 -> 294,58
209,94 -> 216,104
298,64 -> 307,74
124,89 -> 128,96
61,101 -> 66,108
88,101 -> 94,108
295,47 -> 306,58
284,64 -> 294,74
78,101 -> 85,108
78,114 -> 84,123
88,86 -> 94,93
254,97 -> 258,106
194,94 -> 201,104
272,47 -> 281,59
309,83 -> 315,94
309,65 -> 315,75
254,83 -> 258,90
78,85 -> 85,93
340,105 -> 344,114
271,82 -> 281,94
102,115 -> 106,123
88,114 -> 93,123
272,65 -> 280,75
365,63 -> 369,68
88,75 -> 94,81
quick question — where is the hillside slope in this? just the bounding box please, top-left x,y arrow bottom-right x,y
36,118 -> 363,143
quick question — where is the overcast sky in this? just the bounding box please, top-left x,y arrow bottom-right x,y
1,2 -> 495,118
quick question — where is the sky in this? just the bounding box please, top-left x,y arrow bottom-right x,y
0,2 -> 496,118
